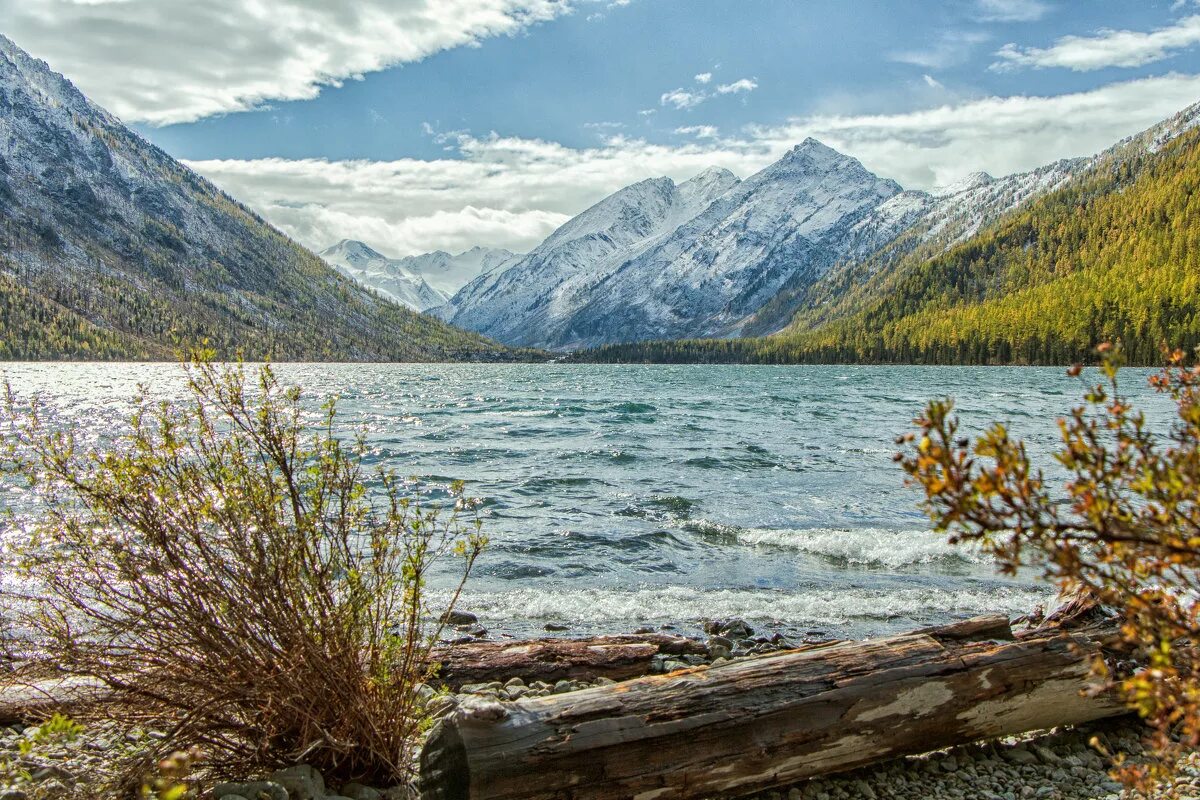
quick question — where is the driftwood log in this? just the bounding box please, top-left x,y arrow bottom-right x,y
0,634 -> 708,722
418,615 -> 1126,800
432,634 -> 707,689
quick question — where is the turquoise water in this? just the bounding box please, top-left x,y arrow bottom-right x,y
0,363 -> 1172,639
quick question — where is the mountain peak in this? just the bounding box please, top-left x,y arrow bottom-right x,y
684,165 -> 738,183
932,171 -> 995,197
321,239 -> 387,260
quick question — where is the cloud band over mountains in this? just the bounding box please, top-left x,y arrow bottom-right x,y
189,73 -> 1200,257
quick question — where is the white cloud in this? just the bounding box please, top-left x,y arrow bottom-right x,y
716,78 -> 758,95
660,88 -> 706,109
1,0 -> 574,125
675,125 -> 719,139
660,77 -> 757,109
890,31 -> 990,69
188,73 -> 1200,257
744,72 -> 1200,188
976,0 -> 1050,22
923,74 -> 945,89
993,15 -> 1200,72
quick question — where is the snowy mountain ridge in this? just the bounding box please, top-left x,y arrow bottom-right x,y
435,139 -> 914,349
319,240 -> 518,312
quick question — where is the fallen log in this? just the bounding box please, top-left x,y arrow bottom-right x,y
430,634 -> 707,689
0,634 -> 708,722
417,615 -> 1125,800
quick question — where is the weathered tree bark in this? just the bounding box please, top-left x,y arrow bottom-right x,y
431,634 -> 707,688
418,615 -> 1125,800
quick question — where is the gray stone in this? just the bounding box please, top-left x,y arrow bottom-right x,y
338,782 -> 382,800
211,782 -> 287,800
269,764 -> 325,800
442,610 -> 477,626
543,623 -> 570,632
1002,748 -> 1040,766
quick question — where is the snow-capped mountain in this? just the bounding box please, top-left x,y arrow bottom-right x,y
320,240 -> 517,312
397,245 -> 520,296
434,167 -> 741,346
437,141 -> 910,349
746,100 -> 1200,337
0,34 -> 503,360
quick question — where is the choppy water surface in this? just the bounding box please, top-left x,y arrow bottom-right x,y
0,363 -> 1173,640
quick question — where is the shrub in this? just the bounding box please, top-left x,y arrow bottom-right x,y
0,354 -> 485,788
900,344 -> 1200,793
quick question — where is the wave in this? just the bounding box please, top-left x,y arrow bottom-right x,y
734,527 -> 989,568
441,584 -> 1051,628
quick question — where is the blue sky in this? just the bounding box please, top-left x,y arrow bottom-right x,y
135,0 -> 1200,163
5,0 -> 1200,256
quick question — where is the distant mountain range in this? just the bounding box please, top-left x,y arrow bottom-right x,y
0,34 -> 511,361
327,96 -> 1196,360
582,100 -> 1200,366
319,240 -> 518,312
419,135 -> 1088,351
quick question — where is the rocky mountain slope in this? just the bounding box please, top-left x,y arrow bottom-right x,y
434,166 -> 742,348
0,34 -> 508,361
436,135 -> 1093,351
580,100 -> 1200,366
319,240 -> 516,312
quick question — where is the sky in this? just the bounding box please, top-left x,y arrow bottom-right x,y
5,0 -> 1200,257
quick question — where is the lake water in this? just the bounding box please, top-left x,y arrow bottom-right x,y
0,363 -> 1173,641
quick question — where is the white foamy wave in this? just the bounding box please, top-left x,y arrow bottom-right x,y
440,584 -> 1051,628
736,527 -> 988,568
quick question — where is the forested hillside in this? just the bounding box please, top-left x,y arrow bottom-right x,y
0,35 -> 510,362
583,125 -> 1200,366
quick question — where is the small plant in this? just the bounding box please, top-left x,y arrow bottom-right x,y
900,343 -> 1200,794
0,714 -> 85,798
139,747 -> 203,800
0,352 -> 486,787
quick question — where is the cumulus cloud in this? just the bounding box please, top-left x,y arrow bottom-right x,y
976,0 -> 1050,22
660,76 -> 757,109
716,78 -> 758,95
660,88 -> 706,109
675,125 -> 719,139
993,15 -> 1200,72
187,73 -> 1200,256
1,0 -> 574,125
